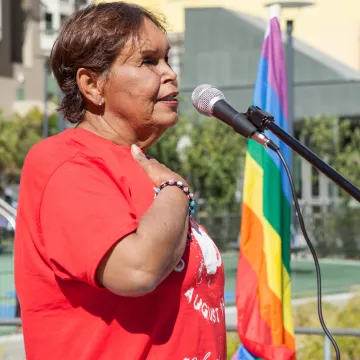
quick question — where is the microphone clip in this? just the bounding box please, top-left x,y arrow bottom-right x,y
245,106 -> 275,132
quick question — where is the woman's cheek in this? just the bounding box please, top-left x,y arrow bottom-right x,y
141,70 -> 162,94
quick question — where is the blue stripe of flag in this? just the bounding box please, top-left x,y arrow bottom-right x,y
253,55 -> 291,204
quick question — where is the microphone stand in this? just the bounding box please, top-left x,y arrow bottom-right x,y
245,105 -> 360,202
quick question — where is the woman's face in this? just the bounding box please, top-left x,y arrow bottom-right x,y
102,18 -> 179,143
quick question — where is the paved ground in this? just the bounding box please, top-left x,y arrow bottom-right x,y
0,292 -> 357,360
1,252 -> 359,358
0,335 -> 25,360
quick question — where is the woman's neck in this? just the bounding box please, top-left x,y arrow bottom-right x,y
78,113 -> 136,147
78,112 -> 160,149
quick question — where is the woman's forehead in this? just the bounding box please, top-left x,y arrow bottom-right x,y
121,34 -> 169,61
137,18 -> 169,52
113,19 -> 169,64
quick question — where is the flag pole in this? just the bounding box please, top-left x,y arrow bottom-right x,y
234,5 -> 296,358
285,19 -> 294,139
266,0 -> 314,251
284,16 -> 297,251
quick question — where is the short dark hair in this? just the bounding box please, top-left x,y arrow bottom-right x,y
50,2 -> 166,124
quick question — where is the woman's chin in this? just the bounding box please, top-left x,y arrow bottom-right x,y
157,114 -> 179,129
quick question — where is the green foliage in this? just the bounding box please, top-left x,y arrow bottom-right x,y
299,115 -> 360,193
294,294 -> 360,359
226,294 -> 360,360
146,115 -> 186,175
298,115 -> 360,258
150,113 -> 359,216
0,108 -> 59,182
148,113 -> 247,214
226,332 -> 241,360
328,206 -> 360,259
182,115 -> 247,213
0,107 -> 246,215
1,109 -> 358,221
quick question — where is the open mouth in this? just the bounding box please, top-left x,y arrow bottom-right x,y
157,94 -> 179,104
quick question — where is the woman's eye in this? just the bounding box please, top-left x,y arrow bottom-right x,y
142,57 -> 157,65
165,56 -> 170,64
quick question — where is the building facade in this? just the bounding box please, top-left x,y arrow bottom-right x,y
179,7 -> 360,215
99,0 -> 360,72
0,0 -> 91,116
1,0 -> 358,208
0,0 -> 44,116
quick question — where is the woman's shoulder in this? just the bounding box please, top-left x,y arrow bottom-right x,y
23,128 -> 139,187
25,128 -> 113,168
24,131 -> 74,168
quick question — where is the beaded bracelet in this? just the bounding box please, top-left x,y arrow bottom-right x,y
154,179 -> 196,216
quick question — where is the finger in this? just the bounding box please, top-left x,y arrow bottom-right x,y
147,157 -> 160,165
146,155 -> 160,165
131,144 -> 149,166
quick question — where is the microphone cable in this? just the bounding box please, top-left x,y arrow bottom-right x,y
191,83 -> 342,358
275,148 -> 341,360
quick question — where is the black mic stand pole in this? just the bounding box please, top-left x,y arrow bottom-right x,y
245,105 -> 360,202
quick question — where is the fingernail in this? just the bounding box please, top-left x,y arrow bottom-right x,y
131,144 -> 142,158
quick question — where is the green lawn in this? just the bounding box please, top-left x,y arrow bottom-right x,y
1,252 -> 360,311
0,253 -> 16,317
222,252 -> 360,302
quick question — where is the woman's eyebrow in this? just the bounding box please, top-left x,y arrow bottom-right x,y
140,45 -> 171,55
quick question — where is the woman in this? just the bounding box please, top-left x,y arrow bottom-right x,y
14,2 -> 226,359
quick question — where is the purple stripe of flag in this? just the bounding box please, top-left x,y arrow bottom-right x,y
261,18 -> 288,121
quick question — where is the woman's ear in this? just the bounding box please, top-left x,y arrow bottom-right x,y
77,68 -> 104,107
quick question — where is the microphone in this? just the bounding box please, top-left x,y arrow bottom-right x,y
191,84 -> 278,151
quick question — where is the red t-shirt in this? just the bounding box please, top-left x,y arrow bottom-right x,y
14,128 -> 226,360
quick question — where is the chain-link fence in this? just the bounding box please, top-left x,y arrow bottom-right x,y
0,201 -> 359,335
0,229 -> 17,335
197,202 -> 360,258
299,204 -> 360,259
197,212 -> 241,252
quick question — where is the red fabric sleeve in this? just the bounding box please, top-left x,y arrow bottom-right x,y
40,155 -> 138,287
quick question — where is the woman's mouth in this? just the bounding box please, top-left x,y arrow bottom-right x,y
157,94 -> 179,106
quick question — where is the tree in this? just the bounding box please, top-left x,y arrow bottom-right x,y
0,108 -> 59,183
148,112 -> 247,215
298,115 -> 360,193
227,293 -> 360,360
146,114 -> 186,175
181,114 -> 247,214
0,107 -> 247,216
298,115 -> 360,258
294,295 -> 360,359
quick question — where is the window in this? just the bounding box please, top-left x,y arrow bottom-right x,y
60,14 -> 68,27
74,0 -> 89,10
294,153 -> 302,198
45,13 -> 53,33
311,167 -> 319,197
0,0 -> 2,40
16,88 -> 25,101
168,34 -> 184,83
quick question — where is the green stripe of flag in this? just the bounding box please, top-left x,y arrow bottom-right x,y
247,140 -> 291,274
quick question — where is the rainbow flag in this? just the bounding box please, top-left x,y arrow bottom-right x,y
233,11 -> 295,360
